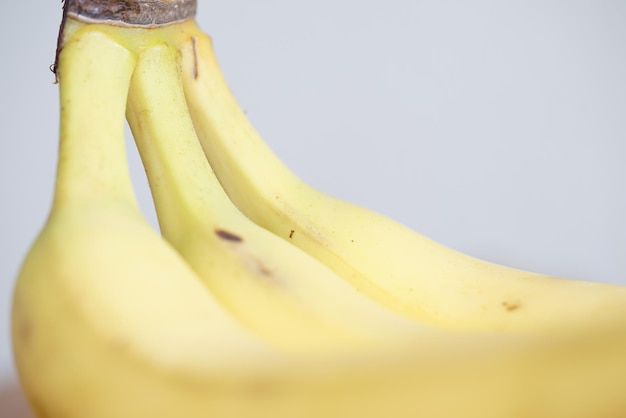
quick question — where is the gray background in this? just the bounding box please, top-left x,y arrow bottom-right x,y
1,1 -> 624,384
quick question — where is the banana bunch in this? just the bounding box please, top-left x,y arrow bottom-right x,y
11,1 -> 626,417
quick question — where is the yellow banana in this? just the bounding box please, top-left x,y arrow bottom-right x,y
11,23 -> 280,418
10,2 -> 626,418
179,25 -> 626,333
125,32 -> 437,354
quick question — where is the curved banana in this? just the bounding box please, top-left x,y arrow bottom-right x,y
11,23 -> 280,418
10,10 -> 626,418
125,33 -> 436,355
179,27 -> 626,333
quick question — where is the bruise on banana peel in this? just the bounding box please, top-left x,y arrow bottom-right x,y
501,300 -> 521,312
213,230 -> 281,281
213,230 -> 278,279
213,229 -> 279,280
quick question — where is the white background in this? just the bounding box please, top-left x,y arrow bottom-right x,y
1,1 -> 624,384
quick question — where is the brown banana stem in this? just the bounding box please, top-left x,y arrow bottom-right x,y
51,0 -> 197,81
65,0 -> 197,27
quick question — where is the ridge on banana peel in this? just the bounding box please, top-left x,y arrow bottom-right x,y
10,6 -> 626,418
124,28 -> 438,355
179,22 -> 626,334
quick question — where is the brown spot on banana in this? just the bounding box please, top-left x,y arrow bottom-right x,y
254,259 -> 273,278
191,36 -> 199,80
501,301 -> 521,312
213,230 -> 281,283
239,253 -> 280,285
215,229 -> 243,243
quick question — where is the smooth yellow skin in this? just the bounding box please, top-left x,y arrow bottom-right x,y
11,24 -> 278,418
125,40 -> 441,355
178,23 -> 626,334
11,18 -> 626,418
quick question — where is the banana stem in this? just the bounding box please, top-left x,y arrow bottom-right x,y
53,0 -> 197,81
65,0 -> 197,27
